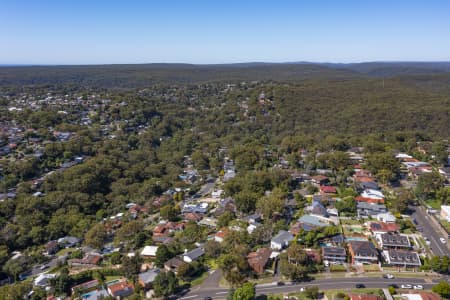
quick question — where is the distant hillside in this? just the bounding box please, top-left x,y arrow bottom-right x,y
323,62 -> 450,77
0,63 -> 357,88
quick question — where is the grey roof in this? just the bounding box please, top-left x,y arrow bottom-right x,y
349,240 -> 378,257
298,215 -> 328,227
139,269 -> 160,284
322,246 -> 346,257
380,233 -> 410,247
271,230 -> 294,244
183,247 -> 205,260
384,250 -> 421,266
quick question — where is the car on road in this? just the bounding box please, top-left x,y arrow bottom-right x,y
39,264 -> 48,270
299,287 -> 305,292
383,274 -> 394,279
276,281 -> 285,286
355,284 -> 365,288
440,237 -> 447,243
401,284 -> 412,289
413,285 -> 423,290
204,297 -> 212,300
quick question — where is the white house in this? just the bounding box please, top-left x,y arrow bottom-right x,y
441,205 -> 450,222
270,230 -> 294,250
140,246 -> 158,257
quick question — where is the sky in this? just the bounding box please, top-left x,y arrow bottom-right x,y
1,0 -> 450,65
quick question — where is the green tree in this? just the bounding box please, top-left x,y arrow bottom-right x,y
84,223 -> 108,249
256,187 -> 285,220
121,255 -> 143,280
219,253 -> 249,287
160,205 -> 180,221
233,282 -> 255,300
153,271 -> 178,298
218,211 -> 235,228
155,245 -> 174,267
432,281 -> 450,298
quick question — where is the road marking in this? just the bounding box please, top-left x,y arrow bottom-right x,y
180,295 -> 198,299
216,291 -> 228,294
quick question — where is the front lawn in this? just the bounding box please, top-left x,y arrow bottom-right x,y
330,264 -> 347,272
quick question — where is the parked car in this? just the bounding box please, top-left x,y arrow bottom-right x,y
277,281 -> 285,286
440,237 -> 447,243
413,285 -> 423,290
401,284 -> 412,289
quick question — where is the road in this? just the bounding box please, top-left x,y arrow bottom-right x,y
181,276 -> 438,300
412,206 -> 450,257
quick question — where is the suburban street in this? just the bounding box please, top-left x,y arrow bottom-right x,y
181,276 -> 439,300
412,206 -> 450,257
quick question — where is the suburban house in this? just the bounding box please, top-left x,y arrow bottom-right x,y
296,215 -> 329,232
357,202 -> 387,217
375,212 -> 396,223
376,233 -> 411,249
441,205 -> 450,222
68,253 -> 102,267
33,273 -> 56,287
107,280 -> 134,299
270,230 -> 294,250
369,222 -> 399,235
348,240 -> 379,264
320,185 -> 337,194
322,246 -> 347,263
247,247 -> 273,274
400,291 -> 442,300
182,247 -> 205,263
164,257 -> 184,274
44,240 -> 59,256
382,250 -> 421,269
140,245 -> 158,257
71,279 -> 99,295
138,269 -> 160,290
311,175 -> 329,186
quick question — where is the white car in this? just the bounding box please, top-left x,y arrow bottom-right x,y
440,237 -> 447,243
299,287 -> 305,292
383,273 -> 394,279
413,285 -> 424,290
401,284 -> 412,289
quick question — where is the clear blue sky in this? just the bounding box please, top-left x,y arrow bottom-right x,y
1,0 -> 450,64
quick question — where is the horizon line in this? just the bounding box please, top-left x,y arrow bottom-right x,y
2,60 -> 450,67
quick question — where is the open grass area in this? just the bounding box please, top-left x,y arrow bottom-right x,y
363,264 -> 380,272
330,264 -> 347,272
440,220 -> 450,234
425,199 -> 441,210
340,219 -> 362,226
105,275 -> 122,282
56,247 -> 76,256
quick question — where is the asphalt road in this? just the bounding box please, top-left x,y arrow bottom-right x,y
412,206 -> 450,257
181,277 -> 437,300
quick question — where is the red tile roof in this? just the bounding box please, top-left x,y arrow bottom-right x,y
355,196 -> 385,204
320,186 -> 337,194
